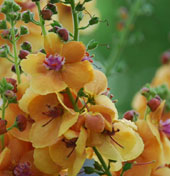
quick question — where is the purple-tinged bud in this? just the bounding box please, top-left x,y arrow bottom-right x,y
18,50 -> 29,60
11,65 -> 22,74
141,87 -> 150,96
147,96 -> 161,112
41,9 -> 53,20
4,90 -> 16,99
123,110 -> 139,121
16,114 -> 27,131
0,119 -> 7,135
58,28 -> 69,41
160,119 -> 170,137
13,162 -> 31,176
161,51 -> 170,65
1,30 -> 10,39
6,78 -> 17,93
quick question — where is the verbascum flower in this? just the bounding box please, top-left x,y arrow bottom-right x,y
118,102 -> 170,176
21,33 -> 94,95
56,0 -> 100,34
19,87 -> 79,148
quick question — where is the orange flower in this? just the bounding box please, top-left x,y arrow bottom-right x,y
21,33 -> 94,95
19,87 -> 79,148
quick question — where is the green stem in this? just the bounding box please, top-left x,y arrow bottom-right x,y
36,1 -> 47,36
70,0 -> 79,41
7,122 -> 17,131
144,106 -> 150,120
65,87 -> 79,112
105,0 -> 142,76
11,21 -> 21,84
93,147 -> 112,176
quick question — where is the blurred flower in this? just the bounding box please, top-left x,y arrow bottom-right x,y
21,33 -> 94,94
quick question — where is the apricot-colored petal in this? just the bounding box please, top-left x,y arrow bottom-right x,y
44,32 -> 63,55
30,118 -> 61,148
21,53 -> 67,94
56,3 -> 73,33
9,121 -> 32,142
62,41 -> 85,63
95,95 -> 118,119
34,148 -> 61,174
58,111 -> 79,137
0,147 -> 11,170
75,127 -> 87,155
112,121 -> 144,161
96,136 -> 123,162
85,69 -> 108,95
62,61 -> 94,90
19,88 -> 38,114
49,140 -> 75,168
21,52 -> 46,75
68,153 -> 86,176
28,93 -> 59,121
64,129 -> 79,140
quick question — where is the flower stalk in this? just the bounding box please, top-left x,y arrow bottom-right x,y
70,0 -> 79,41
93,147 -> 112,176
35,1 -> 47,36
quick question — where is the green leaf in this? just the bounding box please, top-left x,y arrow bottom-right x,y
84,167 -> 95,174
94,161 -> 103,171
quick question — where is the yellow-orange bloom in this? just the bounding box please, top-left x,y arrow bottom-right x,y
21,33 -> 94,95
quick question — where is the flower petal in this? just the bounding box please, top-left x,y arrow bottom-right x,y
62,61 -> 94,90
0,147 -> 11,170
112,121 -> 144,161
34,148 -> 61,174
75,127 -> 87,155
44,32 -> 63,55
49,139 -> 75,168
85,69 -> 108,95
30,118 -> 61,148
58,111 -> 79,137
62,41 -> 86,63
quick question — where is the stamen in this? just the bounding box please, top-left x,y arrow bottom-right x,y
13,162 -> 31,176
109,136 -> 124,149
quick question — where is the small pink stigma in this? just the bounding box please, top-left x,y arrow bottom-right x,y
82,52 -> 93,63
13,162 -> 31,176
43,55 -> 65,71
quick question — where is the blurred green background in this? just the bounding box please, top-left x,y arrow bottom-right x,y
81,0 -> 170,116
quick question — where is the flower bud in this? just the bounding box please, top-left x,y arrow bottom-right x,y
4,90 -> 16,99
21,41 -> 32,52
89,17 -> 99,25
41,9 -> 53,20
0,119 -> 7,135
6,78 -> 17,93
147,96 -> 161,112
20,26 -> 29,36
161,51 -> 170,64
85,113 -> 105,133
141,87 -> 150,96
16,114 -> 27,131
18,50 -> 29,60
58,28 -> 69,41
47,3 -> 58,14
1,30 -> 10,39
123,110 -> 139,121
0,20 -> 7,30
22,11 -> 34,23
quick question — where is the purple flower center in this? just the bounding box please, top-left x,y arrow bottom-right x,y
13,162 -> 31,176
160,119 -> 170,137
43,55 -> 65,71
81,53 -> 93,63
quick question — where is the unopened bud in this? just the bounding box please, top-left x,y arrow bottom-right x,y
4,90 -> 16,99
147,96 -> 161,112
141,87 -> 150,97
0,119 -> 7,135
41,9 -> 53,20
47,3 -> 58,14
1,30 -> 10,39
58,28 -> 69,41
161,51 -> 170,65
21,41 -> 32,52
18,50 -> 29,60
89,17 -> 99,25
6,78 -> 17,93
16,114 -> 27,131
123,110 -> 139,121
85,113 -> 105,133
